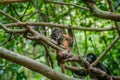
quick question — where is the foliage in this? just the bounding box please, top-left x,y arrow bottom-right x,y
0,0 -> 120,80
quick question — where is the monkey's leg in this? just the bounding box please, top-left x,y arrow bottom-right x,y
60,63 -> 65,73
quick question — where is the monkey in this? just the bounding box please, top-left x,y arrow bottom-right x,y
51,26 -> 73,73
51,27 -> 73,52
71,53 -> 110,80
51,27 -> 73,51
87,53 -> 110,80
51,28 -> 65,73
87,53 -> 110,75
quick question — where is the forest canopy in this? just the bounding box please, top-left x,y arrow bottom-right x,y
0,0 -> 120,80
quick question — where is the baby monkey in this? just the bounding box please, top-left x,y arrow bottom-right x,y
51,27 -> 73,73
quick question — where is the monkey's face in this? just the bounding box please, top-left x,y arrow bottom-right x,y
51,28 -> 63,45
87,53 -> 96,63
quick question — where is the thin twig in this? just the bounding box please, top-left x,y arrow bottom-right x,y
5,22 -> 116,31
45,0 -> 89,11
0,23 -> 25,33
0,10 -> 19,22
20,2 -> 32,20
91,36 -> 120,66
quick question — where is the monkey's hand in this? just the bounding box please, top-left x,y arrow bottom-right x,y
56,50 -> 73,63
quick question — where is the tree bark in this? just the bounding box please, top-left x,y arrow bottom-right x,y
0,47 -> 80,80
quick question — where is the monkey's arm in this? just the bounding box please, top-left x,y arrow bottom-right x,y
68,25 -> 73,38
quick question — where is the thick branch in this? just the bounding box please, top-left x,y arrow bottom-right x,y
82,1 -> 120,21
0,47 -> 79,80
24,26 -> 64,51
89,67 -> 111,80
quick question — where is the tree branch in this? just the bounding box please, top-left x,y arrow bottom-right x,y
45,0 -> 89,11
91,36 -> 120,66
0,10 -> 64,51
0,47 -> 79,80
0,10 -> 117,32
5,22 -> 116,31
0,0 -> 31,4
0,10 -> 19,22
107,0 -> 120,36
0,23 -> 25,33
82,0 -> 120,21
56,54 -> 120,80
